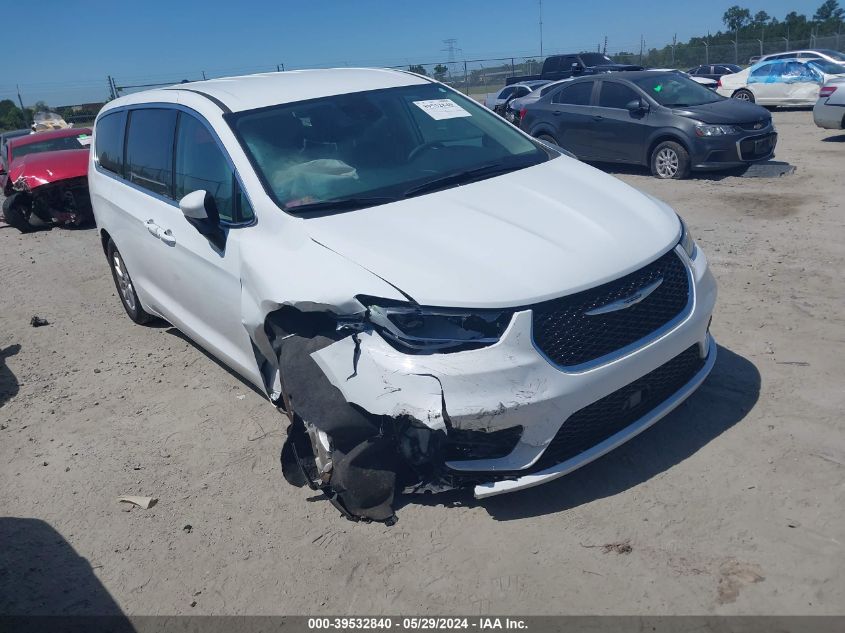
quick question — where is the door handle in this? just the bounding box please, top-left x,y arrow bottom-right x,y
144,219 -> 176,245
553,110 -> 562,116
592,115 -> 604,121
159,229 -> 176,246
144,219 -> 159,237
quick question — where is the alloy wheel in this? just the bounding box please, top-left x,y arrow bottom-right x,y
655,148 -> 680,178
112,251 -> 137,312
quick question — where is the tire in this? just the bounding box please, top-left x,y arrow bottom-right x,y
650,141 -> 691,180
106,239 -> 152,324
733,89 -> 755,103
2,193 -> 38,233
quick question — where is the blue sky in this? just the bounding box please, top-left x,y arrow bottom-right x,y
2,0 -> 824,106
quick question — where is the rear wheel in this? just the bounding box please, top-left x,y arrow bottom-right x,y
733,89 -> 755,103
650,141 -> 690,180
106,239 -> 152,324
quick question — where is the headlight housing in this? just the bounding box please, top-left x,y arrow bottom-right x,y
678,216 -> 697,258
359,296 -> 513,354
694,123 -> 740,137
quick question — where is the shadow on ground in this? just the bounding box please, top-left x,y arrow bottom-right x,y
0,343 -> 21,408
405,345 -> 760,521
821,134 -> 845,143
590,162 -> 750,181
0,517 -> 133,627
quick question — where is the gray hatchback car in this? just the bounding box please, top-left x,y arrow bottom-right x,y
520,71 -> 777,179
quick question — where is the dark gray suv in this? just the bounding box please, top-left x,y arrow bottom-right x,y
520,71 -> 777,179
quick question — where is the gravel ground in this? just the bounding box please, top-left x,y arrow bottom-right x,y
1,110 -> 843,616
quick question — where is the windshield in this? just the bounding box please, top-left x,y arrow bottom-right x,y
580,53 -> 614,66
808,59 -> 845,74
11,133 -> 91,160
229,83 -> 548,214
631,74 -> 722,107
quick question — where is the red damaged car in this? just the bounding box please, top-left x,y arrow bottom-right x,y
1,127 -> 94,233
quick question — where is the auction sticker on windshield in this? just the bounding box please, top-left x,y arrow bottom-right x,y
413,99 -> 472,120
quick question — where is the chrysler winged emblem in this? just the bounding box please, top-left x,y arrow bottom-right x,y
585,277 -> 663,316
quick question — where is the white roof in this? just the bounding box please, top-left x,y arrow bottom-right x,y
145,68 -> 429,113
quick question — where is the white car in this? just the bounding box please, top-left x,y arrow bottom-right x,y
89,69 -> 717,523
758,49 -> 845,65
813,78 -> 845,129
717,58 -> 845,106
483,80 -> 549,114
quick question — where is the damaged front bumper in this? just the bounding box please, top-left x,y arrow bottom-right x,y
308,244 -> 717,501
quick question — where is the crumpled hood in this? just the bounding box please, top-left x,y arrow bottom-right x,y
673,98 -> 771,124
8,148 -> 89,192
304,157 -> 681,309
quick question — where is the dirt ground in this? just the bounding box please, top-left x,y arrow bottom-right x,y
1,110 -> 843,616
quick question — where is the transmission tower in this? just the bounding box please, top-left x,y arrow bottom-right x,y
442,38 -> 462,75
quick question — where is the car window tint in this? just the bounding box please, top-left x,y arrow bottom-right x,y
174,113 -> 236,222
552,82 -> 593,105
498,87 -> 515,99
125,109 -> 177,197
598,82 -> 639,109
95,111 -> 126,176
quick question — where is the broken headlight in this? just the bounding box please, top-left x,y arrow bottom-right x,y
678,215 -> 697,259
360,297 -> 513,354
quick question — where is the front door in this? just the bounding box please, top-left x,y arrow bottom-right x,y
588,80 -> 649,164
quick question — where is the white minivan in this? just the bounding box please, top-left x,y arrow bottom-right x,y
90,68 -> 717,523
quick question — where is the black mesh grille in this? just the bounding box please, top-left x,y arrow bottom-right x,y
738,133 -> 776,160
445,426 -> 523,461
531,249 -> 690,367
531,344 -> 706,472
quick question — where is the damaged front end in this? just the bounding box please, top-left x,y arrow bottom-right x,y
267,300 -> 516,524
2,149 -> 92,233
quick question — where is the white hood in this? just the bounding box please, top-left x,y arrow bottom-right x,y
304,156 -> 681,309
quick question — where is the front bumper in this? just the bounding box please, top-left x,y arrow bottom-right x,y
311,245 -> 717,498
690,131 -> 777,170
813,101 -> 845,129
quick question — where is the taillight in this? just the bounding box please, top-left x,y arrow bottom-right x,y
819,86 -> 837,98
717,79 -> 722,88
519,108 -> 527,120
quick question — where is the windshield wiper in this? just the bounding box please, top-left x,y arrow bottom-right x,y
403,161 -> 534,198
285,196 -> 398,214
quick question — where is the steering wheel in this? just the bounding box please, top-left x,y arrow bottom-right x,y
408,141 -> 445,162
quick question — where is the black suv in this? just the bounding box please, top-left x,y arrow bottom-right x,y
520,71 -> 776,179
506,53 -> 642,85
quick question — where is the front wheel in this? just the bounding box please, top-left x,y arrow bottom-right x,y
536,133 -> 559,145
106,239 -> 152,324
650,141 -> 691,180
2,193 -> 39,233
733,89 -> 755,103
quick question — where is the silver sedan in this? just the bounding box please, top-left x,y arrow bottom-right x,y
813,78 -> 845,129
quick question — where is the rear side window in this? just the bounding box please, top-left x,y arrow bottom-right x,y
552,82 -> 593,105
174,114 -> 239,222
95,111 -> 126,176
125,109 -> 178,197
598,82 -> 639,109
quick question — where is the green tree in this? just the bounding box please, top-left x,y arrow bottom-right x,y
752,10 -> 770,26
33,101 -> 50,113
813,0 -> 844,21
723,5 -> 752,31
408,64 -> 428,76
0,99 -> 26,131
433,64 -> 448,80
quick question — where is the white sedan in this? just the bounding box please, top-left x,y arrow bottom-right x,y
89,69 -> 717,523
813,78 -> 845,129
717,58 -> 845,106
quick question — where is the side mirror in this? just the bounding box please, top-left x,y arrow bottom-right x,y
179,190 -> 226,249
571,62 -> 583,73
626,98 -> 649,113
